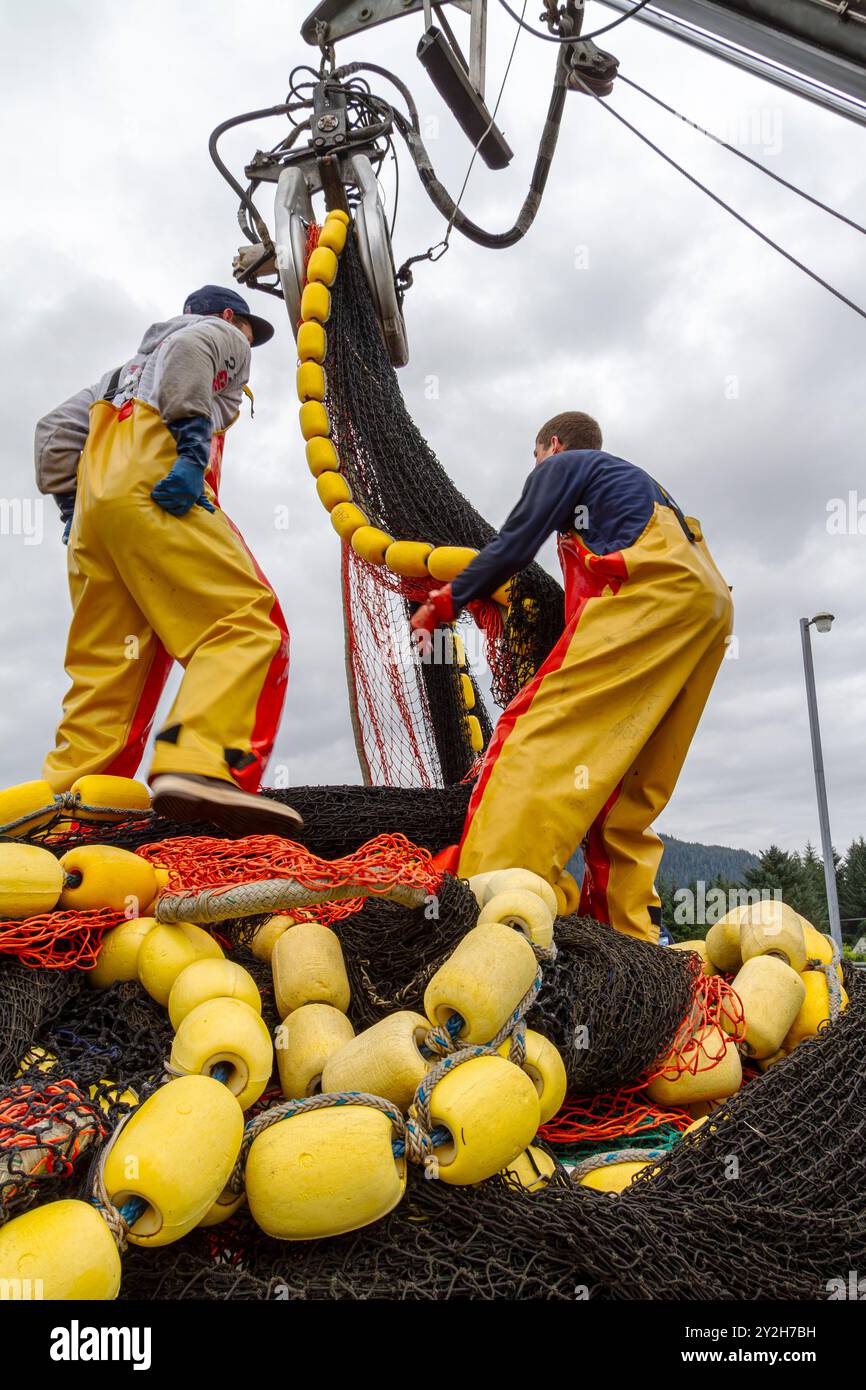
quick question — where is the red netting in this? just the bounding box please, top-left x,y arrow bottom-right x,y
539,1087 -> 692,1145
645,971 -> 746,1082
0,1077 -> 106,1212
0,908 -> 118,969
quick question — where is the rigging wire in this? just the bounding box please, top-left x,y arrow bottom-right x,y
621,75 -> 866,238
570,71 -> 866,322
497,0 -> 652,42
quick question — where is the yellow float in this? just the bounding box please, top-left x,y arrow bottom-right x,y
276,1002 -> 356,1099
58,845 -> 158,914
0,1199 -> 121,1301
0,842 -> 64,918
783,970 -> 848,1051
496,1028 -> 567,1125
69,775 -> 151,822
738,900 -> 807,972
170,997 -> 273,1110
167,958 -> 262,1030
478,888 -> 555,949
727,956 -> 806,1059
424,922 -> 538,1045
136,922 -> 224,1006
272,920 -> 351,1017
0,779 -> 57,836
321,1010 -> 431,1111
88,916 -> 157,989
424,1054 -> 540,1185
502,1145 -> 557,1191
647,1024 -> 742,1106
670,939 -> 719,977
577,1160 -> 650,1194
250,914 -> 295,962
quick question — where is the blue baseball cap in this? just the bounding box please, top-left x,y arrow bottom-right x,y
183,284 -> 274,347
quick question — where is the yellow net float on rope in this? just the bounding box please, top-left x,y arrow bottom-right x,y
453,632 -> 467,666
300,281 -> 331,324
465,871 -> 499,907
326,208 -> 351,226
460,674 -> 476,710
351,525 -> 396,566
198,1185 -> 246,1228
272,920 -> 351,1018
167,958 -> 262,1030
251,914 -> 295,962
647,1023 -> 743,1106
384,539 -> 434,578
427,546 -> 479,583
306,436 -> 340,477
58,844 -> 158,914
424,1054 -> 541,1185
306,245 -> 339,287
16,1045 -> 57,1076
142,866 -> 171,916
670,939 -> 719,977
245,1104 -> 406,1240
321,1010 -> 431,1112
170,997 -> 273,1110
316,470 -> 352,511
482,867 -> 558,919
330,500 -> 369,541
69,775 -> 151,822
705,912 -> 744,972
490,579 -> 512,606
296,360 -> 327,403
297,320 -> 327,363
738,900 -> 807,972
478,888 -> 555,950
502,1144 -> 557,1192
299,400 -> 331,441
496,1028 -> 567,1125
465,714 -> 484,753
424,922 -> 538,1046
88,916 -> 157,989
783,970 -> 848,1051
276,1002 -> 356,1099
0,843 -> 64,918
800,920 -> 835,965
0,1198 -> 121,1301
137,922 -> 224,1007
727,955 -> 806,1059
0,779 -> 57,836
554,868 -> 581,917
102,1075 -> 244,1248
577,1160 -> 650,1194
317,217 -> 349,254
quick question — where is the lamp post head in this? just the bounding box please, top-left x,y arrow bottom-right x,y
811,613 -> 835,634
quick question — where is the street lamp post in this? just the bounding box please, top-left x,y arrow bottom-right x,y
799,613 -> 843,953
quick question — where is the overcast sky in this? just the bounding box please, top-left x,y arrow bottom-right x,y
1,1 -> 863,858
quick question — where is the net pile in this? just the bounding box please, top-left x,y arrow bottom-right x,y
324,235 -> 565,786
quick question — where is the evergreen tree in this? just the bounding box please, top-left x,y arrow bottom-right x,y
790,842 -> 830,929
742,845 -> 805,905
839,838 -> 866,940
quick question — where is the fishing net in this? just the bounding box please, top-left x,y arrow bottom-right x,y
322,232 -> 565,786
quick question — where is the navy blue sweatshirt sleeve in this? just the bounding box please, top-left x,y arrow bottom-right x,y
451,454 -> 595,609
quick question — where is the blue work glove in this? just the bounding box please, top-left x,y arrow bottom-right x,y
151,415 -> 216,517
56,490 -> 77,545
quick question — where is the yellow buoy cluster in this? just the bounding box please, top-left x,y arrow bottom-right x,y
0,841 -> 160,922
296,210 -> 511,760
467,863 -> 579,926
0,775 -> 150,841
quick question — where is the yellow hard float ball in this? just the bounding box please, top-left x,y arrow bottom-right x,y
782,970 -> 848,1052
88,1078 -> 138,1116
801,920 -> 835,966
88,916 -> 157,989
142,866 -> 171,915
317,217 -> 348,254
103,1075 -> 243,1248
727,955 -> 806,1059
0,779 -> 56,836
0,843 -> 64,918
321,1010 -> 430,1112
170,997 -> 273,1110
296,360 -> 327,403
669,939 -> 719,977
251,914 -> 295,962
478,888 -> 555,950
351,525 -> 396,566
137,922 -> 224,1007
427,545 -> 479,583
69,774 -> 151,821
647,1024 -> 742,1106
705,912 -> 744,972
465,714 -> 484,754
316,470 -> 352,511
276,1002 -> 356,1099
330,501 -> 369,541
306,245 -> 338,287
58,844 -> 157,913
425,1054 -> 540,1185
16,1045 -> 57,1076
482,867 -> 558,918
555,869 -> 581,918
299,400 -> 331,441
758,1048 -> 788,1072
497,1028 -> 567,1125
553,884 -> 568,917
198,1184 -> 246,1227
452,632 -> 467,667
325,208 -> 351,226
577,1160 -> 650,1194
300,281 -> 331,324
272,920 -> 351,1018
384,539 -> 434,578
306,436 -> 340,477
297,319 -> 327,363
245,1104 -> 406,1240
460,674 -> 476,710
490,579 -> 512,606
424,922 -> 538,1046
738,900 -> 807,972
167,958 -> 262,1030
465,871 -> 499,907
502,1144 -> 557,1192
0,1199 -> 121,1301
682,1114 -> 710,1138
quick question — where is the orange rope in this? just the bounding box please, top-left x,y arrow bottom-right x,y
540,1087 -> 691,1144
0,908 -> 118,969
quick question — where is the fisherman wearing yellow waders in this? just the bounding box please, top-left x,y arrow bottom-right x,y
35,286 -> 303,837
412,411 -> 732,944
